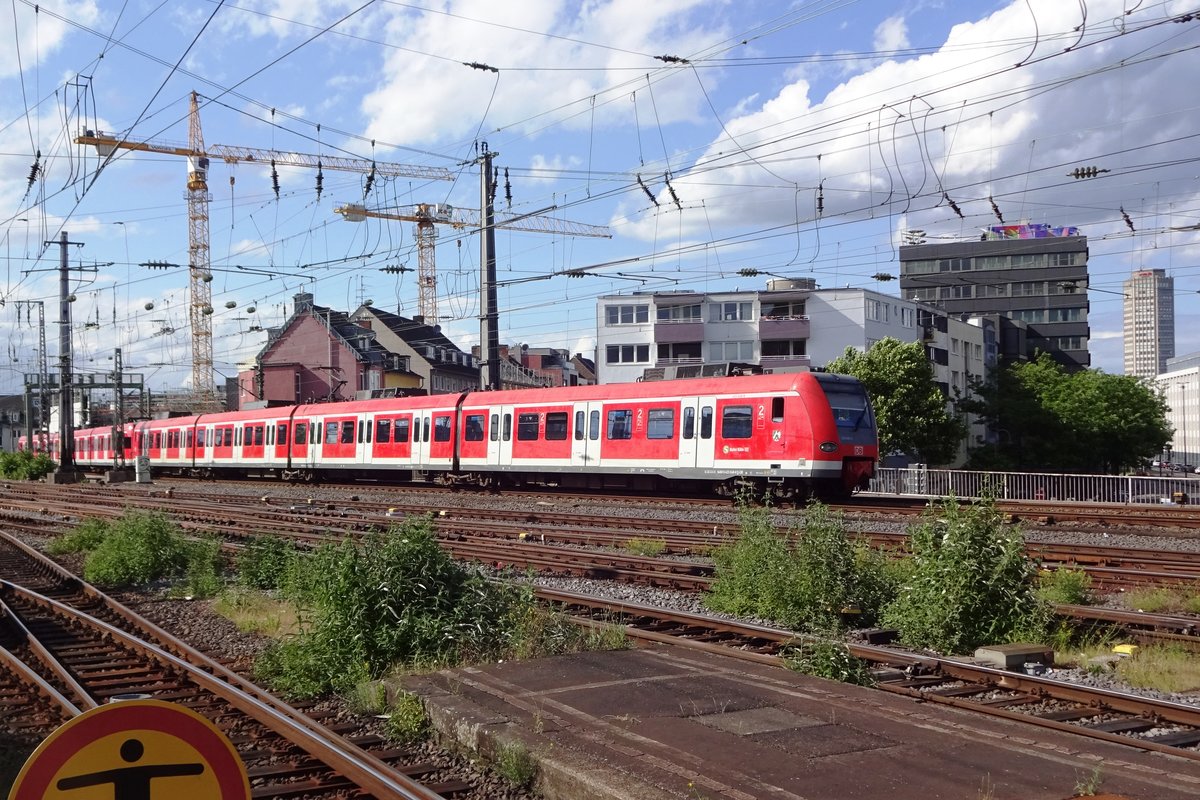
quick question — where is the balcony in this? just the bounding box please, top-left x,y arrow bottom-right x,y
760,355 -> 811,369
759,316 -> 810,340
654,321 -> 704,344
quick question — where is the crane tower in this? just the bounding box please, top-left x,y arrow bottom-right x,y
334,202 -> 611,321
77,91 -> 453,407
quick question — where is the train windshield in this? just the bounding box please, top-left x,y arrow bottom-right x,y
814,375 -> 875,443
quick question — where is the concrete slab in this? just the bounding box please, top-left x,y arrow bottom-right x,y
975,642 -> 1055,670
398,643 -> 1200,800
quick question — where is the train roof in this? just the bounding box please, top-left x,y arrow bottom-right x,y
462,372 -> 841,405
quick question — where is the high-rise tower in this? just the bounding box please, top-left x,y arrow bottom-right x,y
1123,268 -> 1174,379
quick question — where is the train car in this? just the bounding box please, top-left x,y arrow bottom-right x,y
61,372 -> 877,500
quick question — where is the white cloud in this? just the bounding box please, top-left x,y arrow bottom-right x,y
360,0 -> 728,146
873,15 -> 909,53
0,2 -> 99,79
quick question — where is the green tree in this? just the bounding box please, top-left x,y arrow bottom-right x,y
962,353 -> 1170,473
826,338 -> 965,464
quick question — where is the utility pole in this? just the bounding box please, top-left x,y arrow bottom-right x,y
479,143 -> 500,391
47,231 -> 85,483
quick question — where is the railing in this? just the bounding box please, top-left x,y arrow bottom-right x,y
867,467 -> 1198,504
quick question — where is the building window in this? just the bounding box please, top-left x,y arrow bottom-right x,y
710,301 -> 753,322
761,340 -> 806,358
938,257 -> 971,272
906,287 -> 937,302
657,342 -> 702,362
605,304 -> 649,325
899,307 -> 915,327
1055,336 -> 1085,350
761,300 -> 806,319
657,304 -> 701,322
902,259 -> 938,275
606,344 -> 650,364
711,341 -> 753,361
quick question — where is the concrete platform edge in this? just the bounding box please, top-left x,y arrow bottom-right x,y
399,673 -> 678,800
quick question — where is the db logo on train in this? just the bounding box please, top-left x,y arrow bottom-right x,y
854,446 -> 864,455
8,699 -> 250,800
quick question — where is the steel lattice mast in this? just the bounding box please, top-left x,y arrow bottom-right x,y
186,92 -> 215,403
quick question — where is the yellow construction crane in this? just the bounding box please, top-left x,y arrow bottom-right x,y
76,91 -> 453,406
333,201 -> 611,321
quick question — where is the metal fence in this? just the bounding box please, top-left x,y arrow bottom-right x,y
866,467 -> 1199,505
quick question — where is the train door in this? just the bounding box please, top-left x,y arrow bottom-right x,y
694,399 -> 717,470
676,400 -> 700,469
570,401 -> 603,469
764,395 -> 787,462
411,413 -> 433,470
491,406 -> 514,469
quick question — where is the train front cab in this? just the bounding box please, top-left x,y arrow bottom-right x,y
809,373 -> 877,498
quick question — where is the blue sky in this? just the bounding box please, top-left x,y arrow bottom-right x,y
2,0 -> 1198,394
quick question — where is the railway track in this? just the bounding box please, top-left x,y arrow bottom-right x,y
0,531 -> 467,800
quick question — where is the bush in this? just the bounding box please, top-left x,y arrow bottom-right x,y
237,536 -> 297,590
882,498 -> 1046,654
0,450 -> 56,480
705,502 -> 897,630
49,517 -> 111,555
180,537 -> 225,599
82,511 -> 191,588
256,516 -> 530,697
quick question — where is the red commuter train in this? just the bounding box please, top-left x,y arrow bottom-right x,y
34,372 -> 878,501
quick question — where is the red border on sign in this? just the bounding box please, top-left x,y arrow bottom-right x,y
11,700 -> 249,800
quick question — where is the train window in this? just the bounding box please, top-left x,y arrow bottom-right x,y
422,417 -> 430,443
607,409 -> 633,440
197,429 -> 206,447
700,407 -> 713,439
589,410 -> 600,440
186,430 -> 193,448
396,418 -> 410,443
465,414 -> 485,441
267,426 -> 274,446
365,419 -> 372,443
574,411 -> 585,440
503,414 -> 512,442
213,429 -> 222,448
545,412 -> 568,441
295,423 -> 307,445
154,432 -> 162,449
517,413 -> 539,441
376,419 -> 391,444
772,397 -> 785,423
358,421 -> 365,444
721,406 -> 753,439
325,422 -> 339,444
647,408 -> 675,440
683,407 -> 695,440
254,426 -> 264,446
490,414 -> 499,442
434,416 -> 452,442
235,427 -> 242,446
340,421 -> 355,444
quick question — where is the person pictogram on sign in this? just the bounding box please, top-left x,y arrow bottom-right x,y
55,738 -> 204,800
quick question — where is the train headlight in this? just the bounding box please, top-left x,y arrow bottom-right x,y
819,441 -> 838,453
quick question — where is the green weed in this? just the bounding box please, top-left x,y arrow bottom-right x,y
82,511 -> 191,588
236,535 -> 297,590
493,740 -> 538,789
1037,568 -> 1092,606
1115,644 -> 1200,693
882,497 -> 1046,654
784,634 -> 874,686
49,517 -> 111,555
385,691 -> 430,744
179,536 -> 225,599
623,537 -> 667,557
